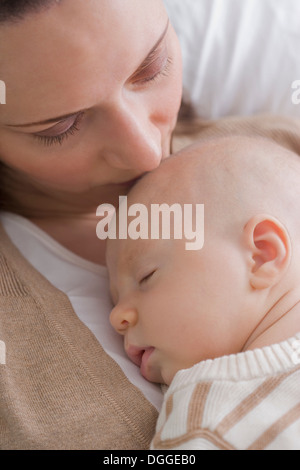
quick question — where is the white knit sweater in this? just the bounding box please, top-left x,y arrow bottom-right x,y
151,334 -> 300,450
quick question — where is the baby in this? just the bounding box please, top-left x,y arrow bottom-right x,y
106,136 -> 300,450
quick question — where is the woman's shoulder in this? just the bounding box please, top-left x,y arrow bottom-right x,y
0,223 -> 30,297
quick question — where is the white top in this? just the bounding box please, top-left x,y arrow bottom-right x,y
151,333 -> 300,450
0,212 -> 163,411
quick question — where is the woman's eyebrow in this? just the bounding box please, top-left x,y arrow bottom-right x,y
134,19 -> 170,71
5,19 -> 170,129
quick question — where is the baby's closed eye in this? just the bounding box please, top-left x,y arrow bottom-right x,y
139,269 -> 157,285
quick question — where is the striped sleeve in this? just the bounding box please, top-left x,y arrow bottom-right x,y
151,365 -> 300,450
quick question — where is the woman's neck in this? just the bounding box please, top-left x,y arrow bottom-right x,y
10,178 -> 133,265
30,213 -> 108,265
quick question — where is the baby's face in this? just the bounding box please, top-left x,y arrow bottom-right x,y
107,145 -> 254,385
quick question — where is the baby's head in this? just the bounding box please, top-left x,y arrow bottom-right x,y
107,136 -> 300,385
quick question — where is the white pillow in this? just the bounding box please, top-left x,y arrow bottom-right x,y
163,0 -> 300,119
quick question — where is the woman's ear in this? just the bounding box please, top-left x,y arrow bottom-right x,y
243,215 -> 291,290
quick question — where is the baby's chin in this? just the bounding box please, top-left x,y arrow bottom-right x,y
141,364 -> 165,385
145,367 -> 176,387
161,370 -> 178,387
140,357 -> 170,386
139,348 -> 180,386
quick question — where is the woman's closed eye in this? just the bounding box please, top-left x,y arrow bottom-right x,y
31,52 -> 172,148
33,111 -> 85,147
129,30 -> 173,86
31,49 -> 172,147
133,56 -> 173,86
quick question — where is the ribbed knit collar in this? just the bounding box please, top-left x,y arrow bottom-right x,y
171,333 -> 300,388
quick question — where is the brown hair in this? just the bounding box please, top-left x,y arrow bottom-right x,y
0,0 -> 56,23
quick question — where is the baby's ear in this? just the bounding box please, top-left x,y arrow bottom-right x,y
243,215 -> 291,290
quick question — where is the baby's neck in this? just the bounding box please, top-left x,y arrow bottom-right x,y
243,288 -> 300,351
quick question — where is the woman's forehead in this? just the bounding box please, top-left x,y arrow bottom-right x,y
0,0 -> 167,123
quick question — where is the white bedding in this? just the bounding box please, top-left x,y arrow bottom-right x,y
163,0 -> 300,119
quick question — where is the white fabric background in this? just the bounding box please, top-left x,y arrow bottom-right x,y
164,0 -> 300,119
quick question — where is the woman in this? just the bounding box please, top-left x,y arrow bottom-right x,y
1,0 -> 300,451
0,0 -> 182,450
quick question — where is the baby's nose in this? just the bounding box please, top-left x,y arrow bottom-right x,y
109,304 -> 138,334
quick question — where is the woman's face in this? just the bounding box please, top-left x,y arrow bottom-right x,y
0,0 -> 182,202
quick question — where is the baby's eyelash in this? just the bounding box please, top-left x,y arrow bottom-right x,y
139,269 -> 156,285
34,112 -> 84,147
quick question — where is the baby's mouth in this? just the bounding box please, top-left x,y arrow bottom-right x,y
126,344 -> 154,370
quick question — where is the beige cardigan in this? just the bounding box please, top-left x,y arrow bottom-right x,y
1,113 -> 300,450
0,224 -> 157,449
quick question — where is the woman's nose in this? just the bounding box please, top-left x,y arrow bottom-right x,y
109,304 -> 138,335
101,99 -> 163,172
